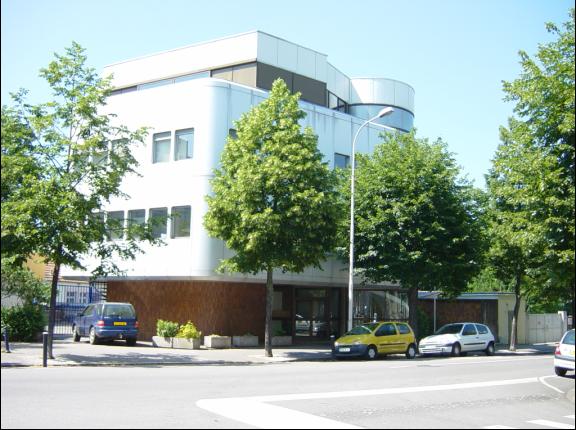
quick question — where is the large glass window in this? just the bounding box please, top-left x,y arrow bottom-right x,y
334,153 -> 350,169
106,211 -> 125,240
153,132 -> 171,163
127,209 -> 146,239
353,290 -> 409,323
171,206 -> 191,238
149,207 -> 168,239
175,129 -> 194,161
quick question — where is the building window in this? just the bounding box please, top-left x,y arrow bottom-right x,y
334,153 -> 350,169
106,211 -> 125,241
149,207 -> 168,239
171,206 -> 191,238
174,128 -> 194,161
127,209 -> 146,239
153,132 -> 171,163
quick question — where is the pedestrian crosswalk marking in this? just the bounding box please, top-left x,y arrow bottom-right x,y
483,426 -> 517,429
527,420 -> 575,429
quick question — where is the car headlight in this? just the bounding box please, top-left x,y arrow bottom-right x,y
334,342 -> 339,347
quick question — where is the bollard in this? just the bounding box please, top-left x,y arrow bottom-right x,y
3,328 -> 10,353
42,332 -> 48,367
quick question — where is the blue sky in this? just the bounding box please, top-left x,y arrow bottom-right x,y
1,0 -> 573,188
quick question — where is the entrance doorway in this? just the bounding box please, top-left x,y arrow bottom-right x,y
294,288 -> 341,340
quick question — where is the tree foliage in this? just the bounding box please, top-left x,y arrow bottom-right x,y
347,131 -> 485,336
488,9 -> 575,349
205,79 -> 342,355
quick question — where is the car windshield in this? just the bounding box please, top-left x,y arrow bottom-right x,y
104,304 -> 135,318
345,323 -> 379,336
563,330 -> 575,346
434,324 -> 464,335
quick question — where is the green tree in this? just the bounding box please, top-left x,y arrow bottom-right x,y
204,79 -> 342,357
1,258 -> 50,306
489,9 -> 575,349
348,131 -> 485,337
1,43 -> 159,357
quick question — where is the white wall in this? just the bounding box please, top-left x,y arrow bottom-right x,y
61,78 -> 388,285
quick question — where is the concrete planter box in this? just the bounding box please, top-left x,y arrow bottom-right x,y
152,336 -> 173,348
172,337 -> 201,350
272,336 -> 293,346
204,335 -> 231,349
232,335 -> 259,347
152,336 -> 201,349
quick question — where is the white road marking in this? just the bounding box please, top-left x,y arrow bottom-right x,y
483,426 -> 518,429
390,356 -> 550,369
196,377 -> 539,429
538,376 -> 566,394
527,420 -> 575,429
565,416 -> 575,420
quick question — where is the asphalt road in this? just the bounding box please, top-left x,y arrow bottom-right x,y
1,354 -> 574,429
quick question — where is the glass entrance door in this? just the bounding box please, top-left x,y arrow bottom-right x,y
295,289 -> 329,339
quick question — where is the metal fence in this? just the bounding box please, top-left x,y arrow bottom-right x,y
53,282 -> 107,335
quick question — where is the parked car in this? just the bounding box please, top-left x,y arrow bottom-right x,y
418,322 -> 495,357
72,302 -> 139,346
554,329 -> 575,377
332,321 -> 417,360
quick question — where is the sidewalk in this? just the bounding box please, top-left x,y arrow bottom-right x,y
0,337 -> 334,367
1,338 -> 556,368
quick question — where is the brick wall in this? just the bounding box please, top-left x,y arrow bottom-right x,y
418,299 -> 499,341
107,280 -> 266,341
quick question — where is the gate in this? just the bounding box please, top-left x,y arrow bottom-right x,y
53,282 -> 107,335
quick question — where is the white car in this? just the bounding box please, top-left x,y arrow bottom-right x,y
418,322 -> 495,357
554,329 -> 575,377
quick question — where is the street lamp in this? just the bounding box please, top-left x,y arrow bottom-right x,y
347,106 -> 395,332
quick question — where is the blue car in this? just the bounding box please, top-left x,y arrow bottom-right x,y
72,302 -> 139,346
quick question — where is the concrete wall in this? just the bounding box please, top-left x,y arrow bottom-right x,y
526,312 -> 567,343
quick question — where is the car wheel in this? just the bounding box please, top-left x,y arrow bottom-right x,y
451,343 -> 461,357
89,327 -> 99,345
555,367 -> 567,377
485,342 -> 495,356
365,346 -> 378,360
405,344 -> 417,359
126,338 -> 137,347
72,326 -> 81,342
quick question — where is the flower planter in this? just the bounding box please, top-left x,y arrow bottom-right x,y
272,336 -> 293,346
204,335 -> 231,349
172,337 -> 201,350
232,335 -> 259,347
152,336 -> 200,349
152,336 -> 173,348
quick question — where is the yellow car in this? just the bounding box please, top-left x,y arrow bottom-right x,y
332,321 -> 417,360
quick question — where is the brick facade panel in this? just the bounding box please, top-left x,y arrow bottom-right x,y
107,281 -> 266,341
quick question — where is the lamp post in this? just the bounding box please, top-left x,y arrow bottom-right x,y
347,107 -> 395,332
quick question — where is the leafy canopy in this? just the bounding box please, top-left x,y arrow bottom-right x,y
204,79 -> 342,274
1,42 -> 157,277
349,131 -> 485,295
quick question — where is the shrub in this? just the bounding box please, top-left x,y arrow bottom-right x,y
156,319 -> 179,338
177,321 -> 201,340
1,304 -> 46,342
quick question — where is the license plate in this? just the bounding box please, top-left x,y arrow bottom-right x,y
114,322 -> 127,326
339,347 -> 351,353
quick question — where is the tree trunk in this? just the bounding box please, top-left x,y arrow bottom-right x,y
509,274 -> 522,352
47,261 -> 61,360
264,266 -> 274,358
408,286 -> 419,340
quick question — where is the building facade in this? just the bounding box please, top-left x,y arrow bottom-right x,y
62,31 -> 415,342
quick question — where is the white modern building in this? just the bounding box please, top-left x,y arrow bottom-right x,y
62,31 -> 415,341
